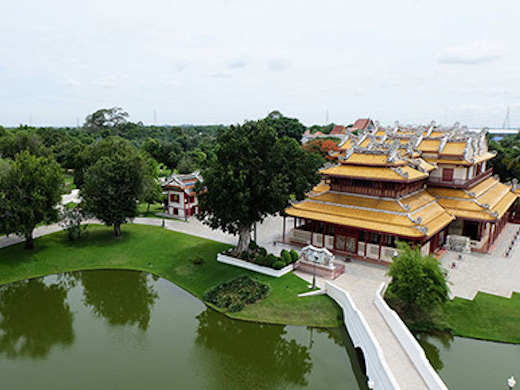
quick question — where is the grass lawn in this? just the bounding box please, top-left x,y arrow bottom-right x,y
63,173 -> 76,193
441,292 -> 520,344
0,224 -> 343,328
136,202 -> 166,218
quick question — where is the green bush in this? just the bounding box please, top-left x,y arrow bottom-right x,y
229,302 -> 245,313
290,249 -> 299,263
255,255 -> 266,266
266,254 -> 277,267
248,241 -> 259,251
272,260 -> 286,270
258,247 -> 267,257
240,251 -> 250,260
190,255 -> 205,266
281,249 -> 291,265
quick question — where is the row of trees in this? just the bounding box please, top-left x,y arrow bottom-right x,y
1,113 -> 323,250
0,136 -> 160,247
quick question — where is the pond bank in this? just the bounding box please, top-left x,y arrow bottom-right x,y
0,224 -> 343,328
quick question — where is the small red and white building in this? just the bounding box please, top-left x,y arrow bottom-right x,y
162,172 -> 203,219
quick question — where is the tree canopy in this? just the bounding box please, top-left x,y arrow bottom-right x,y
81,137 -> 153,238
261,111 -> 307,142
386,241 -> 449,319
197,121 -> 321,254
0,152 -> 63,249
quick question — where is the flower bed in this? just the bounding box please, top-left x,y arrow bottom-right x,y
204,275 -> 270,312
217,243 -> 299,277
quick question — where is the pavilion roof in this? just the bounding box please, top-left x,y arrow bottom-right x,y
285,189 -> 453,238
427,177 -> 518,221
321,164 -> 428,182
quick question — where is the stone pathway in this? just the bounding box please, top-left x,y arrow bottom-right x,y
440,223 -> 520,300
296,261 -> 429,389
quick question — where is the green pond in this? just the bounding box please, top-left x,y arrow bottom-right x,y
0,270 -> 368,390
418,332 -> 520,389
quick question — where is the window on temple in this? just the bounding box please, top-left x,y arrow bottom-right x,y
170,194 -> 180,203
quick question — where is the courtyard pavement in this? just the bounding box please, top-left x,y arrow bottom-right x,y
440,223 -> 520,300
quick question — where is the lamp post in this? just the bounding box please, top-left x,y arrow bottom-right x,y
161,203 -> 166,228
312,252 -> 318,289
508,376 -> 516,390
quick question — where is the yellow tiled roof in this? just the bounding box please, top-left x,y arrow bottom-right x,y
285,193 -> 453,238
321,165 -> 428,182
418,139 -> 441,152
311,184 -> 330,194
472,152 -> 496,164
441,142 -> 466,156
428,178 -> 518,221
340,153 -> 407,166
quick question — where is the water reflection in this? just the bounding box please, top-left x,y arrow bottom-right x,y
196,309 -> 312,387
0,278 -> 74,359
415,331 -> 454,371
79,270 -> 158,330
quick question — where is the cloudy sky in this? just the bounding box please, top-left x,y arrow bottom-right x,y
1,0 -> 519,128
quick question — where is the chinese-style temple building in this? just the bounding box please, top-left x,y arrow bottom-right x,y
285,123 -> 518,263
162,171 -> 202,219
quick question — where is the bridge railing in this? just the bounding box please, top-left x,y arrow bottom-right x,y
374,283 -> 448,390
326,281 -> 400,390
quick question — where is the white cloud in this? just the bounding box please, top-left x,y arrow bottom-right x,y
267,57 -> 290,72
437,41 -> 505,65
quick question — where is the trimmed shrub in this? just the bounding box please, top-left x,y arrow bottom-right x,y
255,255 -> 266,266
240,251 -> 250,260
248,241 -> 259,251
272,260 -> 286,270
190,255 -> 205,266
281,249 -> 291,265
258,247 -> 267,257
266,254 -> 277,267
229,302 -> 245,313
290,249 -> 299,263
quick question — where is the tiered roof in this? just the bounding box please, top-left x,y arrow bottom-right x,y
163,171 -> 203,196
287,121 -> 518,239
286,189 -> 454,238
428,177 -> 517,221
339,122 -> 496,166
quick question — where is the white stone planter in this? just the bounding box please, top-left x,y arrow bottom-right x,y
217,253 -> 294,277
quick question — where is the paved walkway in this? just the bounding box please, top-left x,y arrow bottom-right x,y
297,262 -> 429,389
440,223 -> 520,300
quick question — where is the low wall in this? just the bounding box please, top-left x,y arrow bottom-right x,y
326,282 -> 399,390
374,283 -> 448,390
217,254 -> 293,278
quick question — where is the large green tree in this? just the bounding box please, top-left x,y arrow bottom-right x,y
386,242 -> 449,319
0,152 -> 63,249
81,137 -> 152,239
197,121 -> 321,254
261,110 -> 306,142
83,107 -> 129,137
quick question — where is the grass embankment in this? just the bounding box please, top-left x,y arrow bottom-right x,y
441,293 -> 520,344
401,292 -> 520,344
0,224 -> 342,327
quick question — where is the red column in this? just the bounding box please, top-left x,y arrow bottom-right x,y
310,221 -> 314,246
322,223 -> 326,248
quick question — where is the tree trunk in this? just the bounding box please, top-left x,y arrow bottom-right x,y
25,232 -> 34,250
233,224 -> 251,256
146,202 -> 151,215
113,223 -> 122,239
